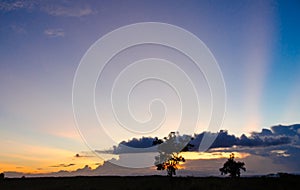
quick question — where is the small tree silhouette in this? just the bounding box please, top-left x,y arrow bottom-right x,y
0,173 -> 4,180
219,153 -> 246,178
153,132 -> 193,177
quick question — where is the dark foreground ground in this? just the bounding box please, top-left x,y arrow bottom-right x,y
1,175 -> 300,190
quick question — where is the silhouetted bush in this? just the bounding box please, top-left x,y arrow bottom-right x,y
0,173 -> 4,180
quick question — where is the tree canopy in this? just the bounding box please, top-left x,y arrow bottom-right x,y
153,132 -> 193,177
219,153 -> 246,178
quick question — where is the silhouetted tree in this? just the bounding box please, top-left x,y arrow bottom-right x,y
153,132 -> 193,177
0,173 -> 4,180
219,153 -> 246,178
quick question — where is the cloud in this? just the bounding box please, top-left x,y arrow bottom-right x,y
210,144 -> 300,173
50,163 -> 75,168
112,137 -> 157,154
271,124 -> 300,136
102,124 -> 300,175
74,153 -> 95,158
189,124 -> 299,150
4,145 -> 300,178
0,0 -> 96,17
110,124 -> 300,154
3,162 -> 155,178
44,28 -> 65,37
0,0 -> 34,11
41,4 -> 96,17
201,129 -> 292,149
3,124 -> 300,177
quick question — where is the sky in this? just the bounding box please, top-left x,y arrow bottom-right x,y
0,0 -> 300,176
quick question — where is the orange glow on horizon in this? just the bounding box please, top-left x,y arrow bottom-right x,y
0,140 -> 104,174
0,156 -> 104,174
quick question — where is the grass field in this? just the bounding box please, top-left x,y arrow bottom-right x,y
1,175 -> 299,190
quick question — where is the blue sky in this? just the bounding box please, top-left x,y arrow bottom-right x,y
0,0 -> 300,175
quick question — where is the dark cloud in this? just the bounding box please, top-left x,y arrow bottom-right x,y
50,163 -> 75,168
201,129 -> 292,149
271,124 -> 300,136
111,124 -> 299,154
74,152 -> 95,158
112,137 -> 157,154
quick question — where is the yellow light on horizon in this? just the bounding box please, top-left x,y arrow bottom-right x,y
180,151 -> 250,160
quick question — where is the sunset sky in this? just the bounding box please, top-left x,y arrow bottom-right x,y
1,0 -> 300,176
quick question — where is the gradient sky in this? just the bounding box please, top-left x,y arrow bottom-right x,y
0,0 -> 300,175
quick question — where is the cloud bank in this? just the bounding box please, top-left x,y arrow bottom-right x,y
3,124 -> 300,177
112,124 -> 300,153
104,124 -> 300,175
